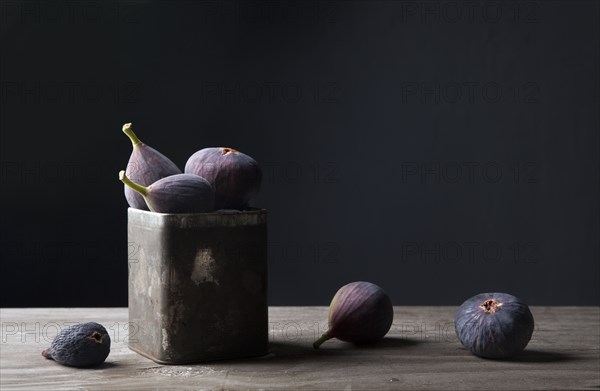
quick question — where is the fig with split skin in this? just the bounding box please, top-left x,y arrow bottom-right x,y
184,147 -> 262,210
122,123 -> 182,210
119,171 -> 215,213
313,281 -> 394,349
455,292 -> 534,359
42,322 -> 110,367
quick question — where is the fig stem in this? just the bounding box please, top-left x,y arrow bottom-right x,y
119,170 -> 149,197
122,123 -> 142,147
313,333 -> 331,349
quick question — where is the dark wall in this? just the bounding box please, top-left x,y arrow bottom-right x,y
1,1 -> 598,307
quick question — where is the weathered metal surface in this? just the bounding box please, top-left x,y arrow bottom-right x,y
127,208 -> 268,364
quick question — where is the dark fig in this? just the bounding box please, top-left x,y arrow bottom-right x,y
122,123 -> 182,210
42,322 -> 110,367
455,292 -> 534,359
313,281 -> 393,348
184,147 -> 262,210
120,171 -> 214,213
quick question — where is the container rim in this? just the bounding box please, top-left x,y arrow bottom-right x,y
127,207 -> 267,229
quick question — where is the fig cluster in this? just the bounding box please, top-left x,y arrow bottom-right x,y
118,123 -> 262,213
313,285 -> 535,361
112,125 -> 538,362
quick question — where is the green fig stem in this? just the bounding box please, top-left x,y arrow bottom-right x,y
313,332 -> 332,349
122,123 -> 142,147
119,170 -> 149,196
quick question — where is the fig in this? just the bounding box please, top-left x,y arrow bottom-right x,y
122,122 -> 182,210
455,292 -> 534,359
42,322 -> 110,367
313,281 -> 393,348
184,147 -> 262,210
120,171 -> 215,213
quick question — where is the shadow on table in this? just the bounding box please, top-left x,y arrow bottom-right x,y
500,349 -> 578,363
454,347 -> 580,363
84,362 -> 122,370
352,337 -> 421,349
251,343 -> 578,365
43,360 -> 122,370
232,337 -> 421,365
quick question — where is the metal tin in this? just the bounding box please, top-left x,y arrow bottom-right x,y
127,208 -> 268,364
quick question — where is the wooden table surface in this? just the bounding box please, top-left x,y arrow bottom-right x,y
1,307 -> 598,390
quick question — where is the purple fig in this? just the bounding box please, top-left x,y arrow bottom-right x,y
42,322 -> 110,367
313,281 -> 393,348
455,292 -> 534,359
184,147 -> 262,210
122,123 -> 182,210
119,171 -> 215,213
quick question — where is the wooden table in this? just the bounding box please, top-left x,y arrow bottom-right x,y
1,307 -> 598,390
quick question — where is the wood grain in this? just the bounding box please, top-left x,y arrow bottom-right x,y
1,307 -> 598,390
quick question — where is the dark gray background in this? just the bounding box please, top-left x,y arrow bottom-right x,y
1,1 -> 598,307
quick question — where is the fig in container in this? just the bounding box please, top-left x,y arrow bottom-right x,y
455,292 -> 534,359
313,281 -> 393,348
42,322 -> 110,367
119,171 -> 214,213
122,123 -> 182,210
185,147 -> 261,210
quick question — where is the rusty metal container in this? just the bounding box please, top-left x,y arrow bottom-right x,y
127,207 -> 268,364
